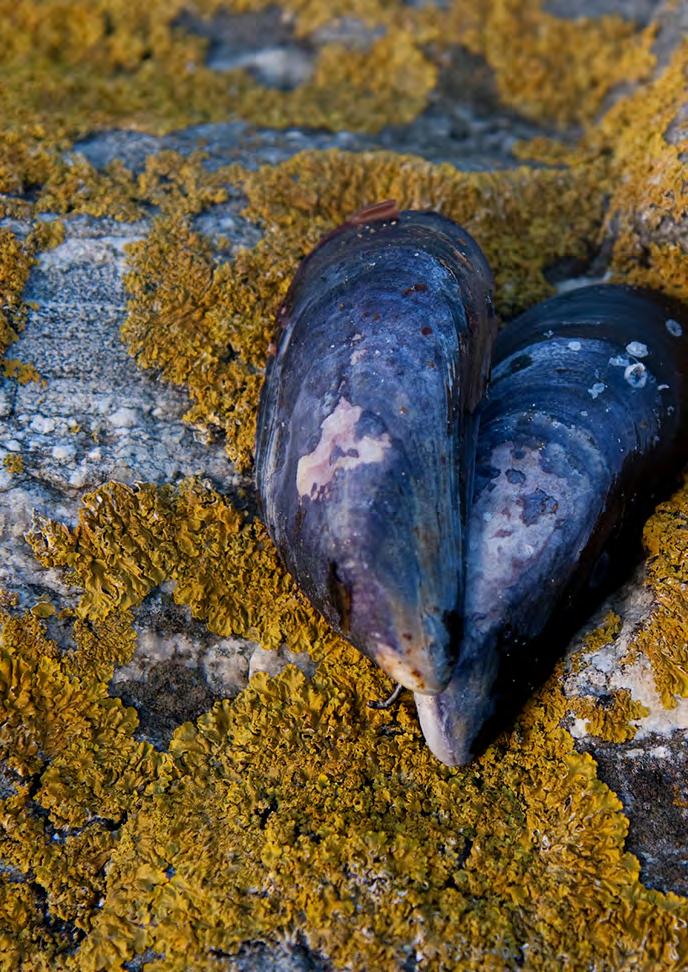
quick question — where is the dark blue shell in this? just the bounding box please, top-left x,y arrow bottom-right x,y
255,205 -> 497,692
416,284 -> 688,763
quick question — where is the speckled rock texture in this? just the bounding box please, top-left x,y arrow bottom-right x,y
1,1 -> 688,970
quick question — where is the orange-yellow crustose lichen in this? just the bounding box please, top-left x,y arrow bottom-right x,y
1,1 -> 688,968
2,454 -> 24,475
0,0 -> 656,191
199,0 -> 657,128
5,476 -> 688,970
518,42 -> 688,303
123,150 -> 609,470
563,475 -> 688,740
28,479 -> 322,652
599,45 -> 688,302
568,690 -> 650,744
626,478 -> 688,706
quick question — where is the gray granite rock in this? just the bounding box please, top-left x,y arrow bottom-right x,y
1,4 -> 687,965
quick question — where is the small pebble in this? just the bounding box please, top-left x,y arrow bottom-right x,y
109,406 -> 138,429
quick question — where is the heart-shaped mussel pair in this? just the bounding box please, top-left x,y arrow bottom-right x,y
255,202 -> 688,765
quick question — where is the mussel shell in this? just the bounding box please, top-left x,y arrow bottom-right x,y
416,284 -> 688,763
255,207 -> 496,693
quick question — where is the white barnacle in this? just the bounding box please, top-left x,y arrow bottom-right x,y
625,341 -> 648,358
666,318 -> 683,337
588,382 -> 606,399
567,341 -> 582,351
624,362 -> 647,389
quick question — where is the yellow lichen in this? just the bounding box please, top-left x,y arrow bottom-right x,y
2,0 -> 688,967
0,0 -> 658,187
8,476 -> 688,969
567,610 -> 622,677
27,479 -> 323,653
569,689 -> 649,744
0,228 -> 34,360
445,0 -> 656,128
0,219 -> 63,381
212,0 -> 657,128
1,359 -> 42,385
520,42 -> 688,302
563,475 -> 688,737
582,611 -> 623,654
596,44 -> 688,301
123,150 -> 608,470
624,477 -> 688,707
2,454 -> 24,475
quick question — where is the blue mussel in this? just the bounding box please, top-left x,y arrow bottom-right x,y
256,201 -> 688,763
416,284 -> 688,763
255,202 -> 497,694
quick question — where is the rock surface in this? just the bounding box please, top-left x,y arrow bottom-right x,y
1,1 -> 688,969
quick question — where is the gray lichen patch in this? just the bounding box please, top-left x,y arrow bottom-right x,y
113,588 -> 257,749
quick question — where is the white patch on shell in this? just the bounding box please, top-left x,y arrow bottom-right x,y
625,340 -> 648,358
588,382 -> 606,399
666,318 -> 683,337
624,362 -> 647,388
567,341 -> 582,351
465,439 -> 581,634
609,354 -> 629,368
296,397 -> 391,500
350,348 -> 367,365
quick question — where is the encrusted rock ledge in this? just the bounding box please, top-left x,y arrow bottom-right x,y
1,1 -> 688,968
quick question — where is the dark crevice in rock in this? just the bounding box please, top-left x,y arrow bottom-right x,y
577,733 -> 688,896
115,659 -> 218,748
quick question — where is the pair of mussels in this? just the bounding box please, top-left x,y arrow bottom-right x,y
255,203 -> 688,765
